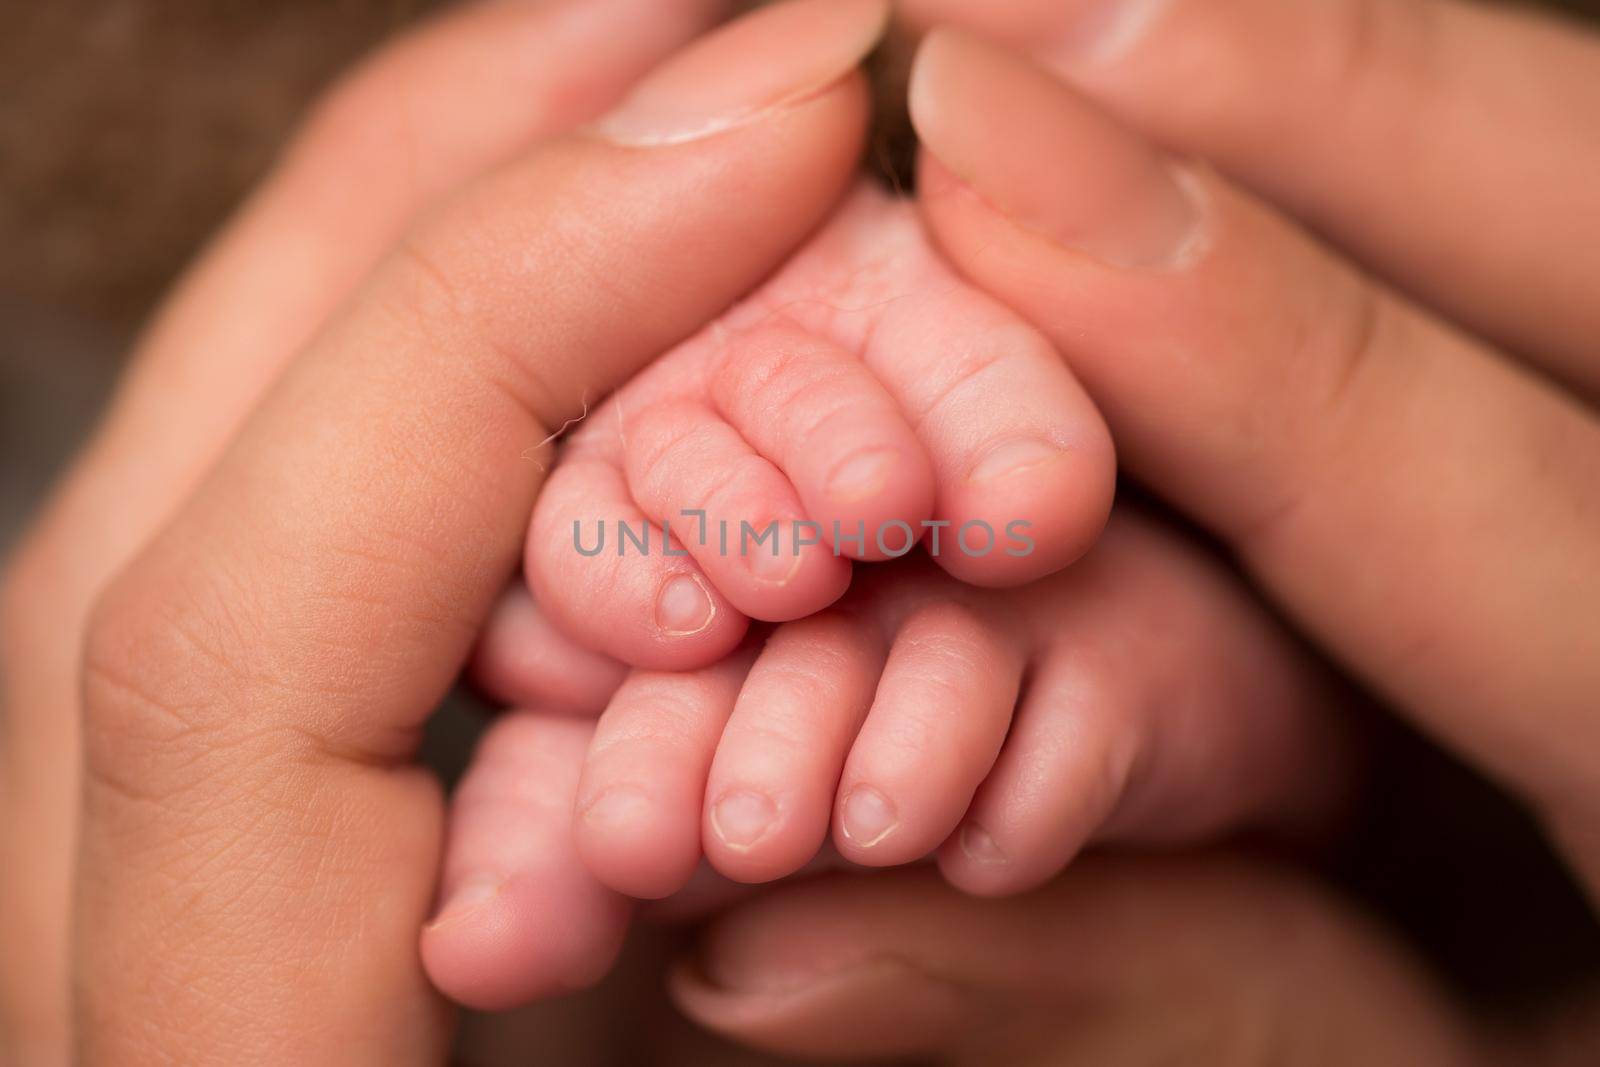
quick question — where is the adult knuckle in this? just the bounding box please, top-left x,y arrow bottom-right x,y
386,227 -> 479,347
1232,284 -> 1396,551
83,575 -> 180,722
79,566 -> 258,797
381,208 -> 569,429
1315,284 -> 1393,425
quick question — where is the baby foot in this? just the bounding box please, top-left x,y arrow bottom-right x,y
425,509 -> 1354,1006
522,179 -> 1116,670
570,509 -> 1350,898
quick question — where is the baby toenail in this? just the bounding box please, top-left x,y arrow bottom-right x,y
959,822 -> 1007,866
840,786 -> 898,847
745,523 -> 802,583
827,449 -> 896,502
969,438 -> 1063,484
711,790 -> 778,851
582,786 -> 651,829
656,573 -> 714,635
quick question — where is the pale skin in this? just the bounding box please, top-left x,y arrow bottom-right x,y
430,161 -> 1353,1004
428,508 -> 1354,1006
520,178 -> 1116,667
13,0 -> 1335,1049
0,1 -> 1598,1066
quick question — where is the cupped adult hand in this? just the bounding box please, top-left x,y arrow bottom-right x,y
0,0 -> 887,1060
896,0 -> 1593,895
670,0 -> 1600,1062
678,856 -> 1598,1066
0,5 -> 723,1051
897,0 -> 1600,895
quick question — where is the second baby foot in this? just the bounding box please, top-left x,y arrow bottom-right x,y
524,179 -> 1116,670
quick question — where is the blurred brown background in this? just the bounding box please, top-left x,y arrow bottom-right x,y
0,0 -> 452,549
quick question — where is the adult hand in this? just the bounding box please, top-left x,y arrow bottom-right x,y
3,0 -> 727,1052
0,0 -> 885,1060
677,858 -> 1599,1066
898,0 -> 1600,896
661,5 -> 1600,1062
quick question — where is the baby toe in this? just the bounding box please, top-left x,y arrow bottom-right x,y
702,610 -> 887,882
708,322 -> 937,561
622,397 -> 850,620
528,454 -> 748,671
575,652 -> 754,899
832,600 -> 1025,867
421,713 -> 632,1009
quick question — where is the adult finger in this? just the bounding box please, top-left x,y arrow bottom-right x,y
899,0 -> 1600,398
673,859 -> 1478,1064
909,31 -> 1600,889
0,0 -> 723,1055
74,1 -> 883,1061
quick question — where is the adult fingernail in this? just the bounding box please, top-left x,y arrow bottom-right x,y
958,822 -> 1007,866
582,786 -> 652,828
594,0 -> 889,147
657,573 -> 714,635
839,786 -> 897,847
968,437 -> 1063,484
900,0 -> 1169,69
710,790 -> 778,851
683,949 -> 946,1002
828,449 -> 896,502
1053,0 -> 1171,66
427,874 -> 502,929
909,28 -> 1202,269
